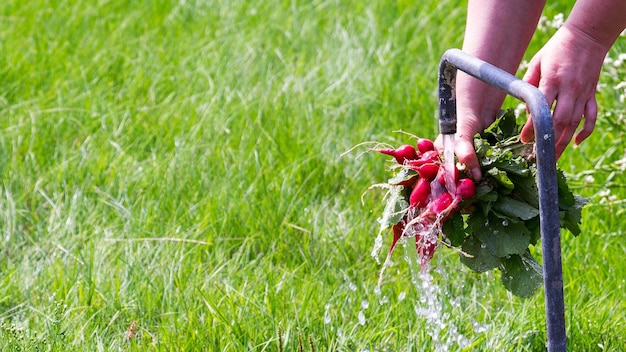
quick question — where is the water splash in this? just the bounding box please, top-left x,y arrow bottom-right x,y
371,233 -> 384,264
357,310 -> 366,326
374,285 -> 390,305
398,291 -> 407,301
344,272 -> 358,292
473,319 -> 489,333
403,239 -> 471,351
324,304 -> 332,324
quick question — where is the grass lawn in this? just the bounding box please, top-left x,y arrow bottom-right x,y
0,0 -> 625,350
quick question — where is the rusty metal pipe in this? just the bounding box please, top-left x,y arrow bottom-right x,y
438,48 -> 566,352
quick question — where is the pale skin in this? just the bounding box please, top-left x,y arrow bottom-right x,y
445,0 -> 626,180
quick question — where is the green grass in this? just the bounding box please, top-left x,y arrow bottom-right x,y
0,0 -> 625,350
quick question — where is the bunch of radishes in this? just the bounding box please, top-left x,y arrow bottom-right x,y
365,110 -> 588,297
373,138 -> 476,270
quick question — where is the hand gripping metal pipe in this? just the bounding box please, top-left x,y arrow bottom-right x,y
438,49 -> 566,352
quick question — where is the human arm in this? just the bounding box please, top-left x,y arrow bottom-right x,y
452,0 -> 546,180
520,0 -> 626,156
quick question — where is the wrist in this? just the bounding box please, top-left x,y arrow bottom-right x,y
565,0 -> 626,51
456,73 -> 507,132
562,22 -> 614,56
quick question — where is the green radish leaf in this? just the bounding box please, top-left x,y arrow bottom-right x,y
378,186 -> 409,231
474,137 -> 490,159
470,212 -> 531,257
497,110 -> 519,138
509,172 -> 540,209
525,217 -> 542,246
500,252 -> 543,298
442,212 -> 466,247
487,168 -> 515,189
460,236 -> 501,273
492,196 -> 540,221
475,187 -> 499,203
474,183 -> 494,198
492,157 -> 530,177
560,196 -> 588,236
489,208 -> 521,224
556,169 -> 576,207
388,168 -> 417,186
477,191 -> 499,204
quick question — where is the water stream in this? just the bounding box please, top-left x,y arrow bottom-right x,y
441,134 -> 456,195
403,238 -> 470,351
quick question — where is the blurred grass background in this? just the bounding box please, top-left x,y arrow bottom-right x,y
0,0 -> 624,350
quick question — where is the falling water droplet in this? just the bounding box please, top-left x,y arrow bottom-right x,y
379,295 -> 389,305
457,335 -> 471,348
442,134 -> 457,195
371,234 -> 383,264
398,291 -> 407,301
361,300 -> 369,309
358,310 -> 366,325
473,320 -> 489,333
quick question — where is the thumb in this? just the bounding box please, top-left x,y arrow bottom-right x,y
455,136 -> 482,180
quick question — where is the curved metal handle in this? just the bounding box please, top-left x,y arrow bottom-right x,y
438,48 -> 566,352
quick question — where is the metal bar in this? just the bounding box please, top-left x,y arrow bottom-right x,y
438,48 -> 566,352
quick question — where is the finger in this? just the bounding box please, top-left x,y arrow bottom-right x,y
522,57 -> 541,87
520,117 -> 535,143
575,97 -> 598,145
551,95 -> 578,158
521,84 -> 557,143
554,99 -> 584,158
434,134 -> 443,151
454,137 -> 482,180
521,92 -> 557,143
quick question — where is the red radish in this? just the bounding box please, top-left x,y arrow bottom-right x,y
408,150 -> 440,169
387,168 -> 418,187
409,178 -> 430,208
420,150 -> 440,163
455,178 -> 476,200
437,165 -> 460,187
408,159 -> 427,168
416,162 -> 439,181
377,144 -> 418,164
389,222 -> 404,255
429,192 -> 453,213
417,138 -> 435,153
